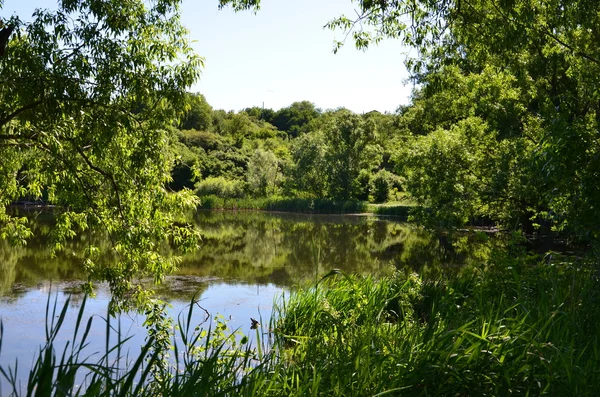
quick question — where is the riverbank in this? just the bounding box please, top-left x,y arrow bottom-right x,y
197,195 -> 417,218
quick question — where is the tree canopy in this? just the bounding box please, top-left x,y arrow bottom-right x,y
0,0 -> 202,310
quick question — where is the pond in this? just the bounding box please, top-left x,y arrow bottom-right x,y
0,210 -> 493,391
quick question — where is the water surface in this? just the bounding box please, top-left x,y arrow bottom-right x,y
0,210 -> 492,391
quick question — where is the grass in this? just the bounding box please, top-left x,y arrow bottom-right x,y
251,246 -> 600,396
2,243 -> 599,395
367,202 -> 417,218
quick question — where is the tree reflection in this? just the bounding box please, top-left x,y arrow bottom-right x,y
0,211 -> 499,299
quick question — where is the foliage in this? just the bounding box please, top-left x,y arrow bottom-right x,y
371,169 -> 394,203
179,129 -> 224,151
368,202 -> 414,218
289,131 -> 329,198
196,176 -> 246,199
401,117 -> 494,226
179,93 -> 213,132
321,110 -> 380,200
246,148 -> 281,196
328,0 -> 600,238
170,99 -> 402,204
0,0 -> 203,309
269,101 -> 321,138
394,67 -> 543,229
255,250 -> 600,395
169,141 -> 202,191
151,62 -> 409,205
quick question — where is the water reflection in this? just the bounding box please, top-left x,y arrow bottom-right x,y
174,211 -> 493,287
0,211 -> 496,298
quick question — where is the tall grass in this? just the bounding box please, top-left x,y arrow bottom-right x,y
2,247 -> 599,395
368,203 -> 415,218
246,251 -> 600,395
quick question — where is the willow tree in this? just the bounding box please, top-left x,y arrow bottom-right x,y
0,0 -> 203,311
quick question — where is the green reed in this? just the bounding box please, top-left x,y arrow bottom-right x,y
246,253 -> 600,396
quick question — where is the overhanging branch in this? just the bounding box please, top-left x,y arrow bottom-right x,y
0,101 -> 43,128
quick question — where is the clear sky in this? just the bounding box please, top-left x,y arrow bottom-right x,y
2,0 -> 413,113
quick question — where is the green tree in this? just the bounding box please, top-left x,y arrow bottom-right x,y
290,131 -> 329,197
321,110 -> 379,200
247,148 -> 281,196
271,101 -> 321,138
243,105 -> 276,124
0,0 -> 202,310
219,112 -> 259,147
395,67 -> 541,228
179,93 -> 213,131
336,0 -> 600,236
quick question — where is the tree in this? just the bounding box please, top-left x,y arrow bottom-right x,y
243,105 -> 275,124
179,93 -> 213,131
247,148 -> 281,196
321,110 -> 379,200
0,0 -> 202,311
290,131 -> 329,197
333,0 -> 600,237
395,66 -> 542,228
271,101 -> 321,138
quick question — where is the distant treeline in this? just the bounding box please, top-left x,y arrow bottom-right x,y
169,95 -> 405,204
170,75 -> 600,243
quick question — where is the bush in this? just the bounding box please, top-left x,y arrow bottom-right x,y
372,170 -> 391,203
355,169 -> 372,201
179,129 -> 222,151
195,177 -> 246,199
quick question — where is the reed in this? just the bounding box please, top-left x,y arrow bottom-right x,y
247,254 -> 600,396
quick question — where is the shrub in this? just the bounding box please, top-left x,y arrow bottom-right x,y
372,170 -> 391,203
195,177 -> 246,199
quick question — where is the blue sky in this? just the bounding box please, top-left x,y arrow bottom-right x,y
2,0 -> 413,113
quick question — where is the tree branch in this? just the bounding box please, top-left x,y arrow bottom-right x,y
543,29 -> 600,66
0,101 -> 43,128
72,144 -> 126,221
0,25 -> 14,57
